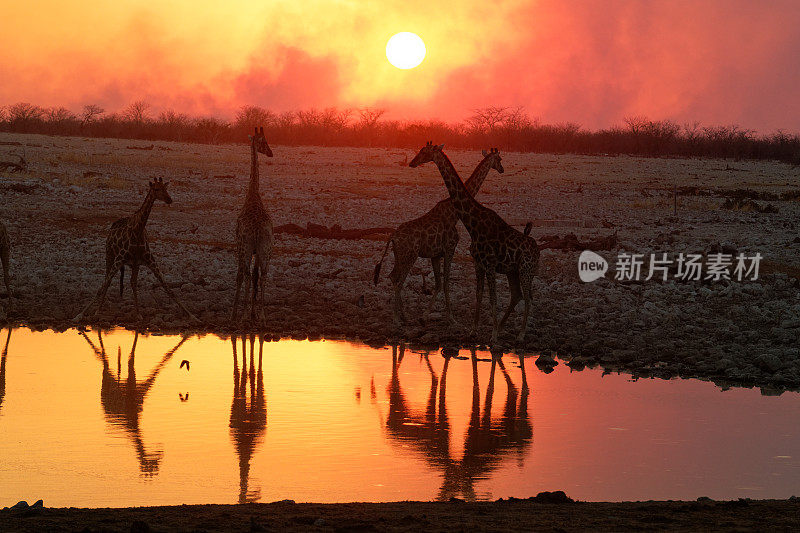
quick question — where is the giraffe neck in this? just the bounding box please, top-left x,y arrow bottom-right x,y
463,155 -> 494,197
431,151 -> 484,231
130,189 -> 156,234
246,140 -> 260,199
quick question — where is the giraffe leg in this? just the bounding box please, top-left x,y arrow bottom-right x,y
258,257 -> 270,324
442,249 -> 455,325
143,256 -> 197,321
1,246 -> 11,312
73,265 -> 119,322
230,263 -> 246,322
426,256 -> 443,315
487,272 -> 499,346
248,261 -> 256,321
231,227 -> 247,322
499,272 -> 522,331
392,281 -> 407,326
256,239 -> 271,323
243,258 -> 253,321
470,263 -> 486,338
516,268 -> 534,344
130,264 -> 142,321
389,249 -> 414,326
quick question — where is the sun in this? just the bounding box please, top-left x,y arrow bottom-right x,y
386,32 -> 426,69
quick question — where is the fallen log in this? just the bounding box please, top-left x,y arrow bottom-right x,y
678,186 -> 799,202
539,232 -> 617,251
274,223 -> 393,240
0,154 -> 26,172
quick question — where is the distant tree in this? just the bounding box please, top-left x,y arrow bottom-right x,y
623,115 -> 650,135
357,107 -> 387,146
235,105 -> 276,133
158,109 -> 189,127
682,121 -> 702,150
320,107 -> 352,132
124,100 -> 151,123
7,102 -> 44,122
296,108 -> 322,128
357,107 -> 386,128
156,109 -> 190,140
44,107 -> 76,123
466,106 -> 510,133
192,116 -> 230,144
277,110 -> 296,129
6,102 -> 44,132
498,106 -> 533,150
81,104 -> 105,125
504,106 -> 533,130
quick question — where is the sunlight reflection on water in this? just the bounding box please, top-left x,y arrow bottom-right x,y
0,326 -> 799,507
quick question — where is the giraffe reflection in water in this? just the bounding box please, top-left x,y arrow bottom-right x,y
229,333 -> 267,504
0,327 -> 10,414
80,330 -> 188,477
384,345 -> 532,501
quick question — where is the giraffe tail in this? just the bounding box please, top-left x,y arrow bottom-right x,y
119,265 -> 125,296
373,235 -> 393,285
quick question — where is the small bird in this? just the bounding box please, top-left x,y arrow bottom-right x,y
180,360 -> 190,371
179,392 -> 189,402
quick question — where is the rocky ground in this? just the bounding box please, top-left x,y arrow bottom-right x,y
2,497 -> 799,532
1,132 -> 800,392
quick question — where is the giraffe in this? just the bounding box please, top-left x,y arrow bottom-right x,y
231,127 -> 274,322
80,330 -> 189,477
0,221 -> 10,313
409,142 -> 540,345
73,178 -> 196,322
439,353 -> 531,501
230,333 -> 267,503
374,149 -> 504,325
380,346 -> 531,501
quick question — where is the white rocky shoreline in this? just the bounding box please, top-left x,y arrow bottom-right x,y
1,132 -> 799,392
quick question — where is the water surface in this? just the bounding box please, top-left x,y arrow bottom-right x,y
0,327 -> 798,507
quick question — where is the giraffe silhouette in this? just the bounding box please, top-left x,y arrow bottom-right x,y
384,345 -> 451,472
80,330 -> 188,477
410,143 -> 540,345
73,178 -> 196,323
232,127 -> 274,323
229,333 -> 267,503
374,149 -> 504,325
381,345 -> 531,501
0,327 -> 10,414
437,353 -> 532,501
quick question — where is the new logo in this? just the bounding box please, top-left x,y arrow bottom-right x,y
578,250 -> 608,282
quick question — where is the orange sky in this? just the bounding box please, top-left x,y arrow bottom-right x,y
2,0 -> 799,130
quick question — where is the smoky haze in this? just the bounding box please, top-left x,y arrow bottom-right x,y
1,0 -> 798,131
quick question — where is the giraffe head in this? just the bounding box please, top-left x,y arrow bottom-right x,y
148,177 -> 172,205
409,141 -> 444,167
481,148 -> 504,174
249,127 -> 273,157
